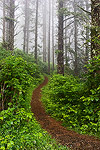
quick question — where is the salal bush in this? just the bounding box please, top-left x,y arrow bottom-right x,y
0,107 -> 67,150
0,56 -> 41,110
0,45 -> 11,60
0,54 -> 68,150
42,74 -> 100,137
14,50 -> 48,74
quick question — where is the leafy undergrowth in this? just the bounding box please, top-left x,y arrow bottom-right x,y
0,107 -> 67,150
42,73 -> 100,138
0,49 -> 67,150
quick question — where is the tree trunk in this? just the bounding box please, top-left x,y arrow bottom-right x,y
3,0 -> 15,51
26,2 -> 30,54
3,0 -> 6,45
35,0 -> 39,63
23,0 -> 28,53
23,26 -> 26,52
5,0 -> 10,44
48,0 -> 51,74
65,17 -> 68,66
74,0 -> 78,76
52,0 -> 54,71
43,0 -> 47,62
26,18 -> 30,54
8,0 -> 15,51
91,0 -> 100,57
85,0 -> 90,63
57,0 -> 64,75
23,0 -> 30,53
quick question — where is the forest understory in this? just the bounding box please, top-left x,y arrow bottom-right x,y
31,77 -> 100,150
1,0 -> 100,149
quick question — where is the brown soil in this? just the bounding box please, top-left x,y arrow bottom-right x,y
31,77 -> 100,150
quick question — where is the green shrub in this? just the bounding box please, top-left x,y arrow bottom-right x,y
14,50 -> 48,74
14,49 -> 35,64
0,56 -> 41,110
0,45 -> 11,60
0,107 -> 67,150
0,51 -> 68,149
42,74 -> 100,137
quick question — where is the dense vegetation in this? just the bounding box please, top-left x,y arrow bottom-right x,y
1,0 -> 100,149
42,58 -> 100,138
0,48 -> 67,150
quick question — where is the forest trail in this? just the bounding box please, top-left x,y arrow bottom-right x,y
31,77 -> 100,150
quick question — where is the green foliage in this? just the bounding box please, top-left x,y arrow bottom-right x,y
14,50 -> 49,74
0,47 -> 67,150
14,49 -> 36,64
86,55 -> 100,89
0,55 -> 41,109
0,107 -> 67,150
0,45 -> 11,60
38,61 -> 48,74
42,74 -> 100,137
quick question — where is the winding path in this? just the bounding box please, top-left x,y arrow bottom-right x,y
31,77 -> 100,150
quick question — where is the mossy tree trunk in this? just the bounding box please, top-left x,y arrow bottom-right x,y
91,0 -> 100,57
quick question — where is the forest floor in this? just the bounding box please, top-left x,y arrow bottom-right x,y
31,77 -> 100,150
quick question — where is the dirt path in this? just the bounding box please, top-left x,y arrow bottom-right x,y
31,77 -> 100,150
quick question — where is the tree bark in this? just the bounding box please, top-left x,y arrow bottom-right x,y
23,0 -> 28,52
35,0 -> 39,63
48,0 -> 51,74
57,0 -> 64,75
65,17 -> 68,66
74,0 -> 78,76
85,0 -> 90,64
8,0 -> 15,51
26,2 -> 30,54
3,0 -> 15,51
23,0 -> 30,53
91,0 -> 100,57
3,0 -> 6,45
52,0 -> 54,71
43,0 -> 47,62
5,0 -> 10,44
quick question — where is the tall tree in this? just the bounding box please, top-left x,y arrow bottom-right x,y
48,0 -> 51,74
3,0 -> 6,45
85,0 -> 90,63
23,0 -> 30,53
9,0 -> 15,51
57,0 -> 64,75
64,17 -> 68,67
3,0 -> 15,51
26,12 -> 30,54
52,0 -> 55,71
5,0 -> 10,45
91,0 -> 100,57
34,0 -> 39,63
74,0 -> 78,76
43,0 -> 47,62
83,0 -> 90,69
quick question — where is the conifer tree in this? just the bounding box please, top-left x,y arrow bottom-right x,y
57,0 -> 64,75
3,0 -> 15,51
91,0 -> 100,57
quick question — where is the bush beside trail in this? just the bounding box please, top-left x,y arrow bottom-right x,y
0,49 -> 67,150
42,74 -> 100,137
